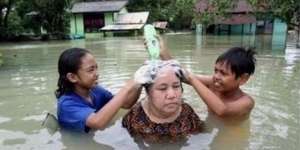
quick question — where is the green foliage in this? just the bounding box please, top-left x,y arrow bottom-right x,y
4,10 -> 24,37
0,0 -> 25,40
248,0 -> 299,27
248,0 -> 300,47
193,0 -> 236,27
0,0 -> 70,40
22,0 -> 70,38
127,0 -> 196,30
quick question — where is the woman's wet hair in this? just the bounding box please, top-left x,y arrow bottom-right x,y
144,67 -> 184,94
55,48 -> 90,98
216,47 -> 256,79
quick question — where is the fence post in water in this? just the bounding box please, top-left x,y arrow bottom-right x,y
272,18 -> 287,52
196,24 -> 203,35
0,52 -> 3,67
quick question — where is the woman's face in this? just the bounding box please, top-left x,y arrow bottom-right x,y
148,67 -> 183,117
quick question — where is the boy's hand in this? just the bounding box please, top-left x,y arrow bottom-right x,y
175,66 -> 192,85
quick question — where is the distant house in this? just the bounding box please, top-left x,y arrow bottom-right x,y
195,0 -> 288,50
70,0 -> 128,38
101,11 -> 149,36
195,0 -> 287,35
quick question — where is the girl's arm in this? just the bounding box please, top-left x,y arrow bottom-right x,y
86,80 -> 141,130
121,80 -> 142,109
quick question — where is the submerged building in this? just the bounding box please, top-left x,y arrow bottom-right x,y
195,0 -> 288,50
69,0 -> 149,38
70,1 -> 128,38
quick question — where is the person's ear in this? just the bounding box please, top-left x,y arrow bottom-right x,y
239,73 -> 250,86
66,73 -> 78,83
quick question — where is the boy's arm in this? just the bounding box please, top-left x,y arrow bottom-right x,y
189,74 -> 254,117
155,35 -> 254,117
195,74 -> 213,87
86,80 -> 141,130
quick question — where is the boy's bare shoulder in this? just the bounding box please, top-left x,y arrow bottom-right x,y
239,93 -> 255,112
223,92 -> 254,118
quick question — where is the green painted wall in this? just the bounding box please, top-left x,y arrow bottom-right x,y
242,23 -> 256,34
231,25 -> 243,34
198,23 -> 256,35
113,8 -> 128,22
70,14 -> 84,36
104,13 -> 114,25
272,18 -> 287,51
69,8 -> 127,38
119,8 -> 128,14
229,24 -> 256,35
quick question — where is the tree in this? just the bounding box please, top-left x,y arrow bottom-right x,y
19,0 -> 71,38
1,0 -> 71,40
0,0 -> 25,40
127,0 -> 196,30
193,0 -> 235,33
0,0 -> 15,28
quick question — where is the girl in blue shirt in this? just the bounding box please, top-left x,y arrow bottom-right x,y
56,48 -> 141,132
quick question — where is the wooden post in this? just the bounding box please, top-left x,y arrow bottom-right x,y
297,25 -> 300,48
242,24 -> 244,35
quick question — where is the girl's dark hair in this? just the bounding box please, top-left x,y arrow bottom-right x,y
55,48 -> 90,98
216,47 -> 256,79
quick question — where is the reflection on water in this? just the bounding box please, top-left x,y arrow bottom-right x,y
0,34 -> 299,150
205,112 -> 251,150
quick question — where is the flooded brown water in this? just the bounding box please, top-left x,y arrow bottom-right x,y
0,34 -> 299,150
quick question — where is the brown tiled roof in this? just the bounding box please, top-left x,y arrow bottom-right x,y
71,1 -> 128,13
196,0 -> 253,13
216,14 -> 256,24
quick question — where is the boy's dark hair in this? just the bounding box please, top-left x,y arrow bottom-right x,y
216,47 -> 256,79
55,48 -> 90,98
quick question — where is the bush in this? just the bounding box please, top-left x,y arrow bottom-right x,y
0,10 -> 24,41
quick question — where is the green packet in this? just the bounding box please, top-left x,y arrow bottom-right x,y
144,24 -> 160,60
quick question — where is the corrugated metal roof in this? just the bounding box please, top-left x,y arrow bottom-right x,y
71,1 -> 128,13
101,24 -> 144,31
115,12 -> 149,24
153,21 -> 168,29
101,12 -> 149,31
